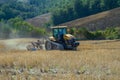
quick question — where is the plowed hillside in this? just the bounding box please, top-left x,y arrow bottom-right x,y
61,7 -> 120,31
26,13 -> 51,27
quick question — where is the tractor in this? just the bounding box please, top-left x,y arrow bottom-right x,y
45,26 -> 79,50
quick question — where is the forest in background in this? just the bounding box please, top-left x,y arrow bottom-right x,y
0,0 -> 120,39
0,0 -> 120,24
52,0 -> 120,25
0,0 -> 71,20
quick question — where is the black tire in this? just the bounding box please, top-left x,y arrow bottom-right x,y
45,41 -> 52,50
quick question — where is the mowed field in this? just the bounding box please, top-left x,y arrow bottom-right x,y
0,38 -> 120,80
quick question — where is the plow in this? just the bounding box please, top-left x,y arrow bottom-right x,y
26,39 -> 45,51
26,26 -> 79,51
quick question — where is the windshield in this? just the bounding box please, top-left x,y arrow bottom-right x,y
59,28 -> 67,34
53,28 -> 67,38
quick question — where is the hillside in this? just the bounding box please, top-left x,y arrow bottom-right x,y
26,13 -> 51,27
61,7 -> 120,31
26,7 -> 120,30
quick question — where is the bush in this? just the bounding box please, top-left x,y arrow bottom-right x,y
69,28 -> 76,35
75,27 -> 120,40
115,27 -> 120,38
0,17 -> 47,38
103,27 -> 120,39
93,31 -> 105,40
0,20 -> 12,38
77,27 -> 94,40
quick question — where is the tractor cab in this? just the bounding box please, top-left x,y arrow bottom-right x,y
51,26 -> 67,41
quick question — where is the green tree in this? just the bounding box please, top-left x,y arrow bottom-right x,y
0,11 -> 5,19
104,0 -> 119,10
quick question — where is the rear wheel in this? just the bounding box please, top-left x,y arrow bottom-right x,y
45,41 -> 52,50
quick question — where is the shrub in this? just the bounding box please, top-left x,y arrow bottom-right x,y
0,17 -> 47,38
77,27 -> 94,40
103,27 -> 120,39
76,27 -> 120,40
93,30 -> 105,40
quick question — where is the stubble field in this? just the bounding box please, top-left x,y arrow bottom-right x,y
0,38 -> 120,80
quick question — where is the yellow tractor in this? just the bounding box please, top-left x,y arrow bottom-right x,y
45,26 -> 79,50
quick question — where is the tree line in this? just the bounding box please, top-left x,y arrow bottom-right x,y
1,0 -> 119,25
0,0 -> 71,20
51,0 -> 120,25
0,0 -> 71,38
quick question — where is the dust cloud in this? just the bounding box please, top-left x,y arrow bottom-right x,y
3,39 -> 29,50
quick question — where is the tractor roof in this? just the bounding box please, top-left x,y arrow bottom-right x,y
51,26 -> 67,29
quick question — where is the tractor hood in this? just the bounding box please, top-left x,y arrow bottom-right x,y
49,36 -> 56,41
64,34 -> 75,40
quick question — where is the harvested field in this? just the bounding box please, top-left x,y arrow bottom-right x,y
0,39 -> 120,80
